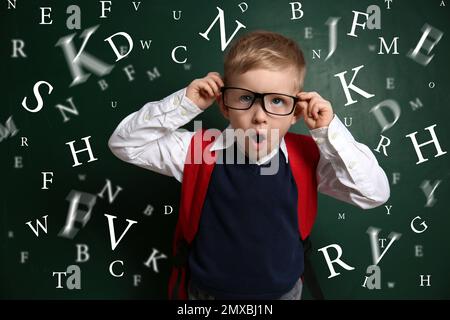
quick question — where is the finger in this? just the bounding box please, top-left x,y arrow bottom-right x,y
301,102 -> 309,120
207,71 -> 221,78
308,97 -> 319,117
306,98 -> 317,118
207,72 -> 224,88
295,101 -> 306,116
311,102 -> 321,120
297,92 -> 310,102
308,97 -> 322,118
209,73 -> 224,89
199,82 -> 215,97
297,101 -> 308,112
296,101 -> 308,118
204,78 -> 220,96
298,91 -> 320,101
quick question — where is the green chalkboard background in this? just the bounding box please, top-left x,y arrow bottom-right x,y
1,0 -> 449,299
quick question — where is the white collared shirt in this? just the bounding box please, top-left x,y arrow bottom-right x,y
109,87 -> 390,209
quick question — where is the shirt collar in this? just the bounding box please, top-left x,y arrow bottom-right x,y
209,123 -> 289,165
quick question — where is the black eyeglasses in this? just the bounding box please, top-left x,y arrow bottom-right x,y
220,86 -> 299,116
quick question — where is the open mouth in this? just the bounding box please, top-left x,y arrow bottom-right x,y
250,131 -> 267,145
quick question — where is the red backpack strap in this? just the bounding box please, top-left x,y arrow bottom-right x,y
179,128 -> 218,243
168,223 -> 189,299
285,133 -> 325,299
284,132 -> 320,240
168,128 -> 218,299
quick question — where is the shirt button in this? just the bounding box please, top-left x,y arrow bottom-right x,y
348,161 -> 355,169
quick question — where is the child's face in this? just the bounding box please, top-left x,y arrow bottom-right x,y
217,67 -> 303,161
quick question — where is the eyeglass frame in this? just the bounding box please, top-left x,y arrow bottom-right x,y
219,86 -> 299,116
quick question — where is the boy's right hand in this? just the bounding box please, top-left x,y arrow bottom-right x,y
186,72 -> 224,110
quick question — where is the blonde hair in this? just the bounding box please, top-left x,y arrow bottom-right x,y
224,30 -> 306,90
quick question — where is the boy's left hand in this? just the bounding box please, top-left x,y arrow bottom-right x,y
296,91 -> 334,130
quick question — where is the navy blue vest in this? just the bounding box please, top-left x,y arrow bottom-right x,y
188,141 -> 304,299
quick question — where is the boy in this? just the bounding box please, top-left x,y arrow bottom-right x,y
108,30 -> 390,300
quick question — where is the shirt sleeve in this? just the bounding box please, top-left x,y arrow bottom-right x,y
309,114 -> 391,209
108,87 -> 203,183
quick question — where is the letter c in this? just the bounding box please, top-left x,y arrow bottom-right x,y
109,260 -> 124,277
